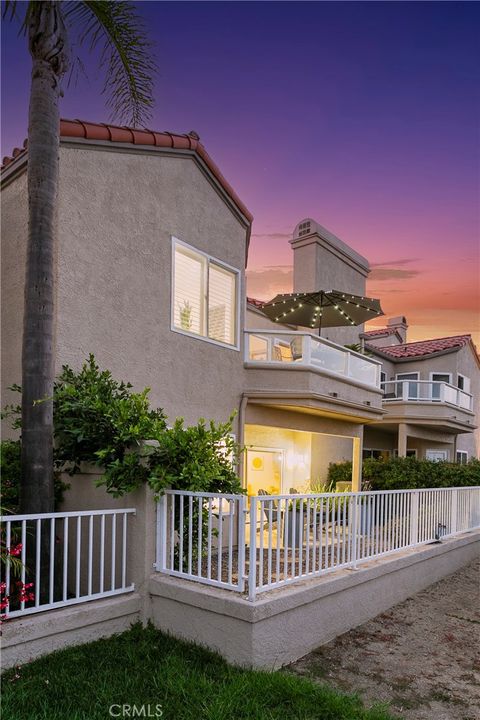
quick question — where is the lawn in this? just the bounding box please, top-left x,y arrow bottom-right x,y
1,623 -> 395,720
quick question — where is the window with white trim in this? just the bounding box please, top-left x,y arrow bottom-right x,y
172,239 -> 239,347
393,449 -> 417,458
457,374 -> 470,393
362,448 -> 391,460
456,450 -> 468,464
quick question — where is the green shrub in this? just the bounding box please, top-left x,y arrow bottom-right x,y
53,355 -> 168,496
0,440 -> 68,513
328,456 -> 480,490
147,416 -> 242,497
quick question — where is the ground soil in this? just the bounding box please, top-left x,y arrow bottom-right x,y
289,559 -> 480,720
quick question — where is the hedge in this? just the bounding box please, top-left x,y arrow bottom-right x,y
328,456 -> 480,490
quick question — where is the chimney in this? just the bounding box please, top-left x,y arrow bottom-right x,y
387,316 -> 408,344
289,218 -> 371,344
290,218 -> 370,295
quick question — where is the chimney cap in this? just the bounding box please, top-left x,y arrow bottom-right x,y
387,316 -> 408,328
291,217 -> 370,273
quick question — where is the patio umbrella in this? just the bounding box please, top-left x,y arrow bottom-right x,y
258,290 -> 384,335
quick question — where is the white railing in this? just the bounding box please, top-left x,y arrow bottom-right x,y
155,487 -> 480,600
245,330 -> 381,388
1,508 -> 135,618
155,490 -> 247,592
382,380 -> 473,411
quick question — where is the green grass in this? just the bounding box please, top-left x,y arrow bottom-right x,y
1,624 -> 395,720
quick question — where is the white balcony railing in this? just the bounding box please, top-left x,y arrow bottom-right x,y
382,380 -> 473,411
245,330 -> 381,388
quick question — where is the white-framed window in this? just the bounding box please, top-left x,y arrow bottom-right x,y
426,449 -> 449,462
395,372 -> 419,399
429,372 -> 452,400
380,371 -> 386,385
457,374 -> 470,393
393,449 -> 417,458
172,238 -> 240,349
456,450 -> 468,464
363,448 -> 391,460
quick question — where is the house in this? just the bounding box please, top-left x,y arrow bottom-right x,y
1,120 -> 478,498
361,328 -> 479,462
1,121 -> 384,497
1,120 -> 479,672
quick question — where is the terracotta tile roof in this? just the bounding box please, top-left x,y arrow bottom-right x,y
246,296 -> 266,308
362,327 -> 398,338
1,119 -> 253,229
370,335 -> 472,359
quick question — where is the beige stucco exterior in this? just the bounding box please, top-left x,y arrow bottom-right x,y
365,342 -> 480,460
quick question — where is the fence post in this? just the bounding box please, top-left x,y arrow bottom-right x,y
450,489 -> 458,536
237,495 -> 247,593
156,493 -> 167,571
410,491 -> 419,546
248,498 -> 257,601
350,494 -> 358,569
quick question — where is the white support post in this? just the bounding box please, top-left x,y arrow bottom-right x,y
410,491 -> 419,546
303,335 -> 311,366
345,350 -> 351,378
156,494 -> 167,572
237,496 -> 247,593
248,499 -> 257,601
398,424 -> 408,458
450,489 -> 458,536
350,495 -> 358,569
402,380 -> 409,402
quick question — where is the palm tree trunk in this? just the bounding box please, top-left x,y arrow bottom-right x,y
21,2 -> 68,513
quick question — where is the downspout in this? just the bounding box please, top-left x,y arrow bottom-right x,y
238,393 -> 248,487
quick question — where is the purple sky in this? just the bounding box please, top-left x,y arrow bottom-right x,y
2,1 -> 479,344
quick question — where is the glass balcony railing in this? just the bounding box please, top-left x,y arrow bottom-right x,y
381,380 -> 473,411
244,330 -> 381,388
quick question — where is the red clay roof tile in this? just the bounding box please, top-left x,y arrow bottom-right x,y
247,296 -> 266,308
362,327 -> 398,338
370,335 -> 472,359
1,119 -> 253,230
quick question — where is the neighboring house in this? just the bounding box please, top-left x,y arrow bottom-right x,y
1,120 -> 478,502
360,329 -> 479,462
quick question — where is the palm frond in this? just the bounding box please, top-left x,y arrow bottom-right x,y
64,0 -> 156,127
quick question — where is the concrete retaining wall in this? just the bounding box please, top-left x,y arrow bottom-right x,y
2,593 -> 142,669
149,531 -> 480,669
2,530 -> 478,671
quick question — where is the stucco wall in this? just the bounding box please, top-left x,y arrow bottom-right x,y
54,144 -> 248,431
1,169 -> 28,438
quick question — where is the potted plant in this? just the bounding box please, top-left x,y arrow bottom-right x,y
179,300 -> 193,331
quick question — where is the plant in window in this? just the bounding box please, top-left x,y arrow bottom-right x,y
179,300 -> 193,331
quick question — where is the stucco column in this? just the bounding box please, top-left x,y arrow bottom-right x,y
351,437 -> 362,492
397,424 -> 408,458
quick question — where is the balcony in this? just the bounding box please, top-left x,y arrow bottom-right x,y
244,330 -> 381,389
382,380 -> 473,412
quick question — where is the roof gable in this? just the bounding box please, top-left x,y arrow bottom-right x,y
368,334 -> 477,361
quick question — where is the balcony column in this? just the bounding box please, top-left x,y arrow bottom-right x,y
397,423 -> 408,458
351,436 -> 362,492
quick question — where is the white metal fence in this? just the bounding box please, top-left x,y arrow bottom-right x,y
155,490 -> 247,592
1,508 -> 135,618
155,487 -> 480,600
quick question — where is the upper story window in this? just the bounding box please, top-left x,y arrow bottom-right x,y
172,238 -> 239,348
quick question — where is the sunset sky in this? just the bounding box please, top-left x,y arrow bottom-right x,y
2,2 -> 479,346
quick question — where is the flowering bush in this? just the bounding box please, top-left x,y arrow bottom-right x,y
0,537 -> 35,620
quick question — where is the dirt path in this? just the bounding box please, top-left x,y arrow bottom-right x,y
289,559 -> 480,720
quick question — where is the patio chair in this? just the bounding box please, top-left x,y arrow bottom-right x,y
258,489 -> 280,528
273,344 -> 293,362
290,337 -> 303,361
